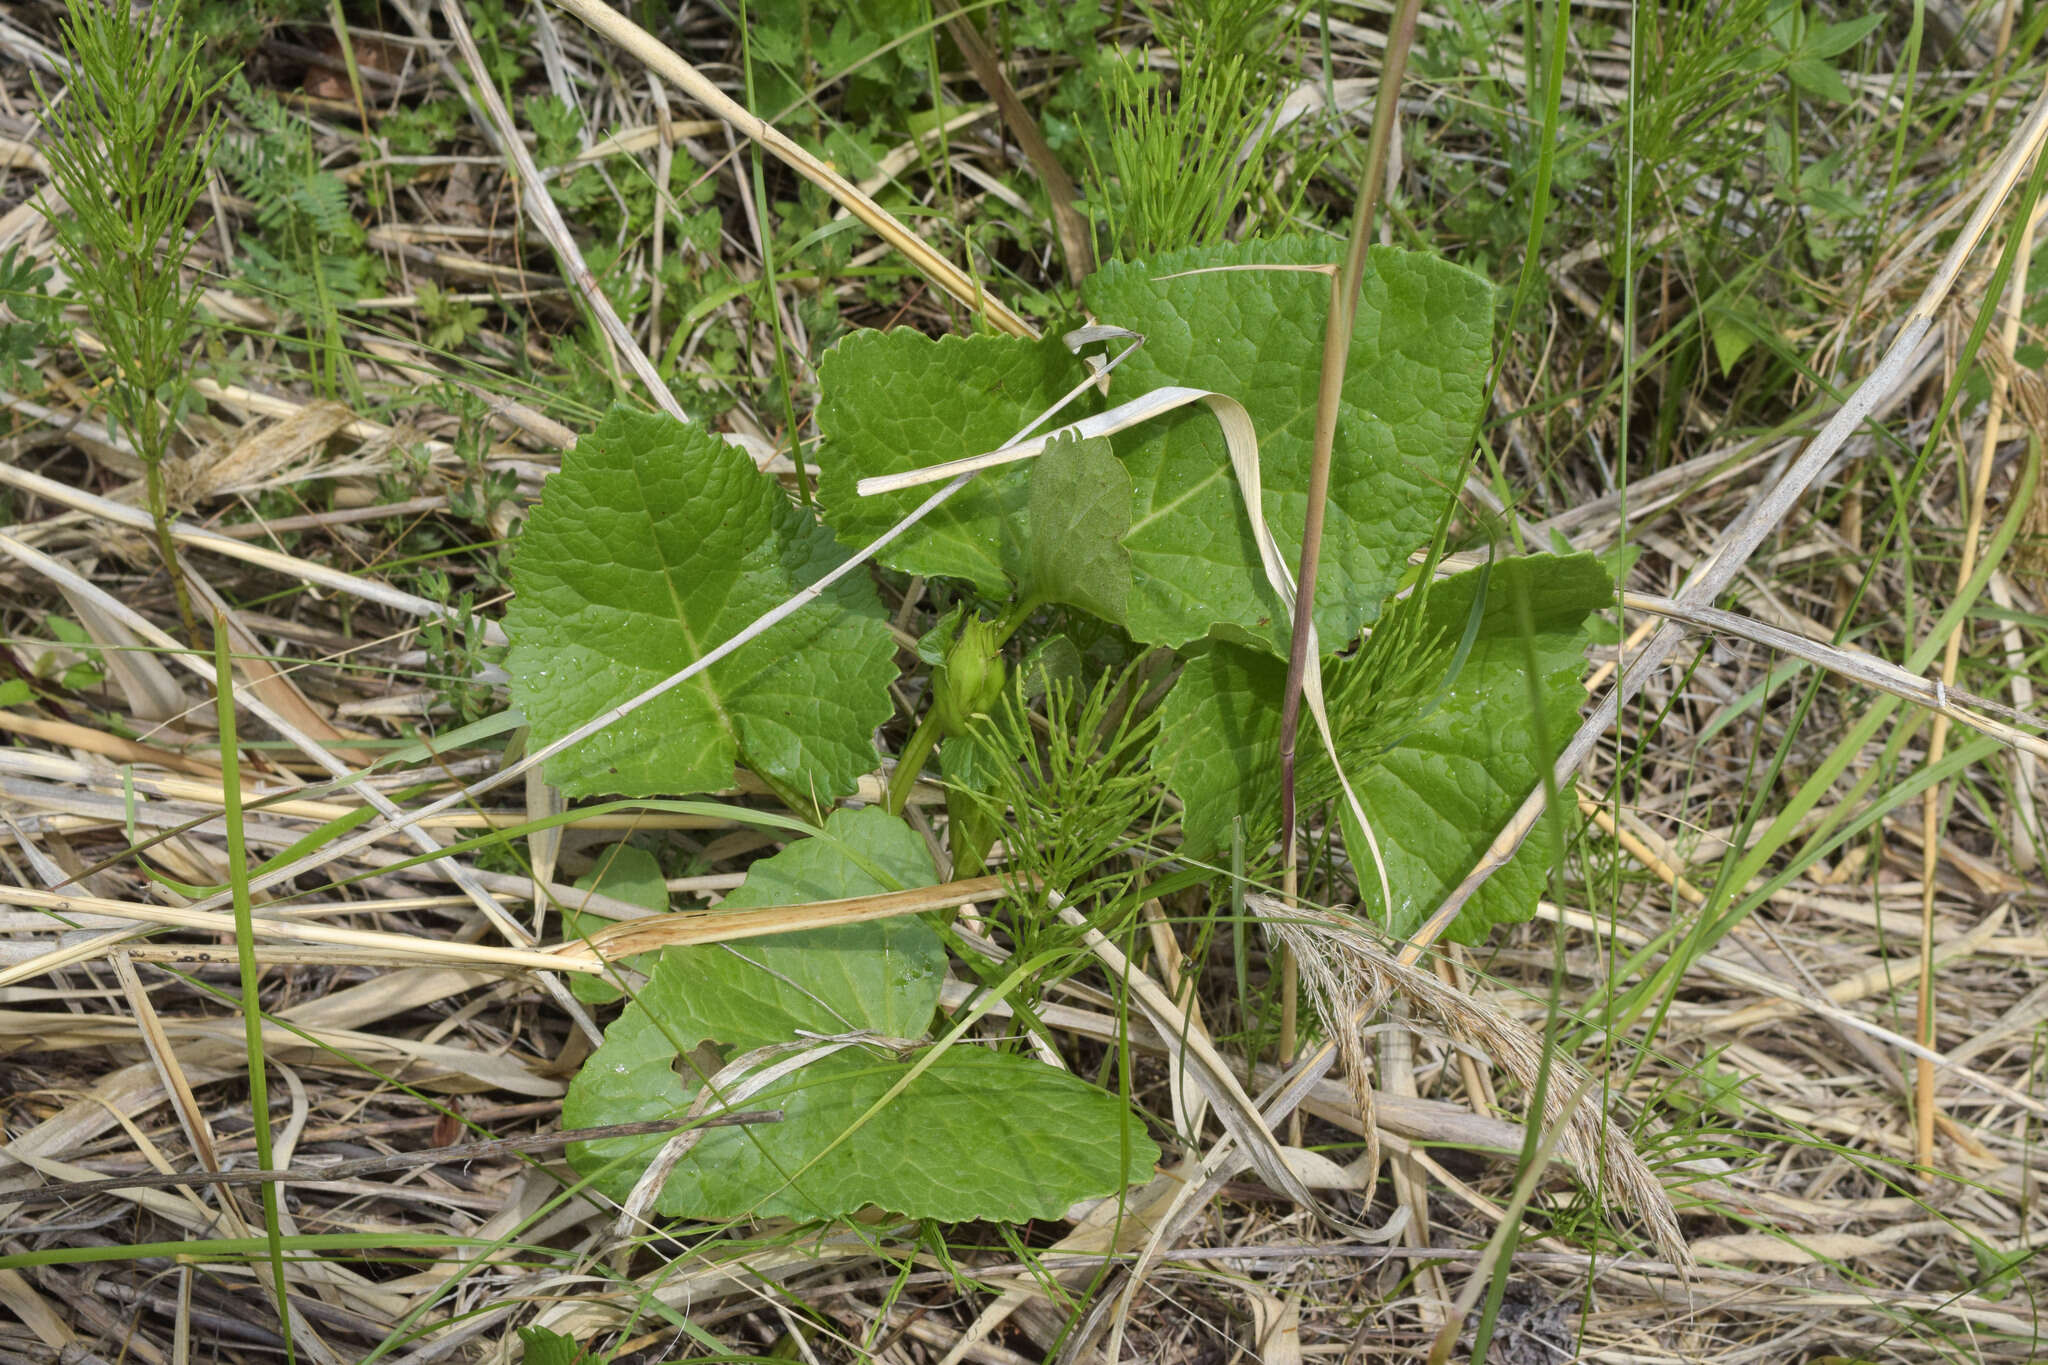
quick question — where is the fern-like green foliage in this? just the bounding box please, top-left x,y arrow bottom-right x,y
1085,2 -> 1315,266
949,663 -> 1164,893
218,74 -> 381,382
0,245 -> 58,392
1139,0 -> 1297,77
1312,583 -> 1466,783
219,75 -> 361,240
38,0 -> 224,634
39,4 -> 221,421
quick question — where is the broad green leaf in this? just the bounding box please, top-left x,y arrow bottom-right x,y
1800,182 -> 1862,220
1707,306 -> 1757,375
1786,57 -> 1855,102
1151,643 -> 1289,861
1338,555 -> 1611,942
573,1046 -> 1158,1222
575,844 -> 668,912
566,806 -> 1157,1221
505,408 -> 896,800
816,330 -> 1096,594
566,842 -> 667,1005
1084,238 -> 1493,653
515,1327 -> 587,1365
717,803 -> 938,910
1026,434 -> 1132,622
1154,555 -> 1611,943
632,805 -> 943,1052
1766,2 -> 1800,48
1015,632 -> 1084,700
564,805 -> 939,1152
564,808 -> 941,1209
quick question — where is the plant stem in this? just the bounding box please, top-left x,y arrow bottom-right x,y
886,708 -> 943,816
1915,199 -> 2036,1166
213,621 -> 295,1360
141,419 -> 202,642
939,0 -> 1094,283
888,601 -> 1034,818
1277,0 -> 1424,868
1274,0 -> 1423,1055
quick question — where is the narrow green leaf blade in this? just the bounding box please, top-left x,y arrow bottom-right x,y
505,408 -> 897,799
1803,14 -> 1882,59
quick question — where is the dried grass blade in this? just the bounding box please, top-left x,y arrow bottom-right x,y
0,529 -> 603,1042
1249,893 -> 1689,1266
0,464 -> 499,642
1051,896 -> 1316,1208
187,567 -> 380,768
548,0 -> 1035,338
556,875 -> 1012,962
427,0 -> 685,423
1400,79 -> 2048,965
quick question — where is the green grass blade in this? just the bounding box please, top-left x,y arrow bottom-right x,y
213,622 -> 296,1361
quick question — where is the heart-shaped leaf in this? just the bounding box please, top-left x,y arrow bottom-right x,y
1085,238 -> 1493,653
565,807 -> 1157,1221
506,408 -> 897,799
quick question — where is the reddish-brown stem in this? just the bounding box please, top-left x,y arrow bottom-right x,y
1276,0 -> 1426,870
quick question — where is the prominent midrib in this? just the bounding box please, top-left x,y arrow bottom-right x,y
1125,461 -> 1228,537
633,463 -> 736,735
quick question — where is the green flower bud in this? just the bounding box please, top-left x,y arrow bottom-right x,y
932,614 -> 1006,737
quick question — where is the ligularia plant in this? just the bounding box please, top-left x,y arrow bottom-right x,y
505,236 -> 1610,1222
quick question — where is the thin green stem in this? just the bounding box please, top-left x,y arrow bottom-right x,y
739,0 -> 810,502
886,708 -> 944,816
889,599 -> 1039,818
993,595 -> 1040,642
142,425 -> 201,641
213,623 -> 295,1359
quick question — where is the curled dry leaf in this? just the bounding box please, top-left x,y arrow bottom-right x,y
167,399 -> 354,507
